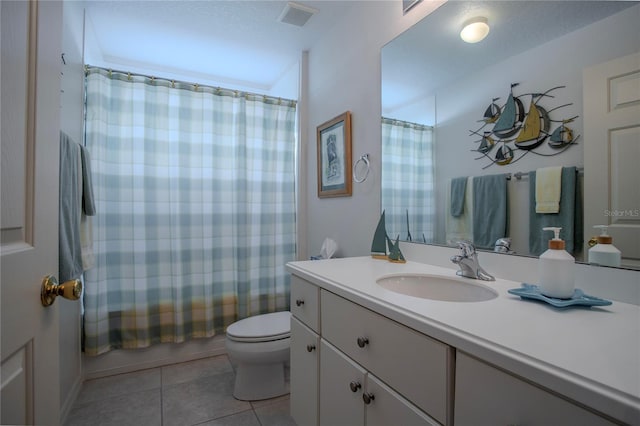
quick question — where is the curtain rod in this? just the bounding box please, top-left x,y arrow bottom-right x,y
507,167 -> 584,180
382,116 -> 434,131
84,65 -> 297,107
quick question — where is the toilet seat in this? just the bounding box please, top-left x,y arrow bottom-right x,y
226,311 -> 290,343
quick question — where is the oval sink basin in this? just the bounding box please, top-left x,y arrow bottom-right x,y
376,273 -> 498,302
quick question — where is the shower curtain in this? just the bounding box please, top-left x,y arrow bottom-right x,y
381,117 -> 434,244
83,67 -> 297,356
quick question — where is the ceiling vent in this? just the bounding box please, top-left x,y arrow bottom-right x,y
278,2 -> 318,27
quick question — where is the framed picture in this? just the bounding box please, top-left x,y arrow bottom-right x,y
317,111 -> 352,198
402,0 -> 421,14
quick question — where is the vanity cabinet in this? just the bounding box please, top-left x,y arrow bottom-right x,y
320,339 -> 439,426
454,352 -> 616,426
321,290 -> 453,425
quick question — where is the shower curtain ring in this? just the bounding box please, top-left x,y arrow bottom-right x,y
353,154 -> 370,183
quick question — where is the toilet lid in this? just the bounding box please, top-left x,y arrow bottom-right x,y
226,311 -> 291,343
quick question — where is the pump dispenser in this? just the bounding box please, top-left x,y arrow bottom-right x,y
588,225 -> 621,267
538,227 -> 575,298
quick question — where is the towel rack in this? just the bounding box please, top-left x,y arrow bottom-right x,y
506,167 -> 583,181
353,154 -> 370,183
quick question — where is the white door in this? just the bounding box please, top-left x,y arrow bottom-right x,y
584,52 -> 640,268
1,1 -> 63,424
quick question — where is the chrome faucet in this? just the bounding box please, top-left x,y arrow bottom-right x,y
450,241 -> 495,281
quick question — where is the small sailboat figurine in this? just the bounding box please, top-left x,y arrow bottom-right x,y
371,211 -> 389,259
388,235 -> 406,264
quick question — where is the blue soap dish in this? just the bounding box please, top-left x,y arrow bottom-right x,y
508,283 -> 612,308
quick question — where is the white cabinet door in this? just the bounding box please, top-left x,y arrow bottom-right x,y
320,340 -> 366,426
290,316 -> 319,426
1,1 -> 63,425
454,352 -> 615,426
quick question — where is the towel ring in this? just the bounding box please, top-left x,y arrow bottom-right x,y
353,154 -> 370,183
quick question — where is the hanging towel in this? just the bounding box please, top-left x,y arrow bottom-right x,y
59,132 -> 83,282
450,176 -> 467,217
80,145 -> 96,216
472,173 -> 509,250
535,166 -> 562,213
529,167 -> 583,256
445,176 -> 474,245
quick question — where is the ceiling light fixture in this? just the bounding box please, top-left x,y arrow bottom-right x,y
460,17 -> 490,43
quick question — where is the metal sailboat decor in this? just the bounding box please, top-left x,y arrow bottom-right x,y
470,84 -> 579,169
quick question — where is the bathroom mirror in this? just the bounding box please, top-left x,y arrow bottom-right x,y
381,1 -> 640,269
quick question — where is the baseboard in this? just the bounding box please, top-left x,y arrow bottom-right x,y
83,335 -> 227,380
60,373 -> 83,423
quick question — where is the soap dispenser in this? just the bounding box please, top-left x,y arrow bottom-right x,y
588,225 -> 621,267
538,227 -> 575,299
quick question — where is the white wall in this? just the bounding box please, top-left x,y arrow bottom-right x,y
432,5 -> 640,256
304,0 -> 444,259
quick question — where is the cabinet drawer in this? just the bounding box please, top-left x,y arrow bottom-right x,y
291,317 -> 320,426
455,352 -> 616,426
367,374 -> 440,426
291,275 -> 320,332
321,290 -> 452,425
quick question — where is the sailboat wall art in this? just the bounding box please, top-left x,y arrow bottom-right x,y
470,84 -> 579,169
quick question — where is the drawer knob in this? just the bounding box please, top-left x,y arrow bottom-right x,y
295,299 -> 305,307
349,381 -> 361,393
356,337 -> 369,348
306,344 -> 316,352
362,392 -> 375,404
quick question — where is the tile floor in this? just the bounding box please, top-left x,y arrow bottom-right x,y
64,355 -> 296,426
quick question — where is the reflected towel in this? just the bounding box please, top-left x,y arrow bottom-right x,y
59,132 -> 83,282
445,176 -> 473,245
535,166 -> 562,213
529,167 -> 583,256
472,173 -> 509,250
80,145 -> 96,216
450,176 -> 467,217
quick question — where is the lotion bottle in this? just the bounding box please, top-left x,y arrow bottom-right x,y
588,225 -> 621,267
538,227 -> 575,299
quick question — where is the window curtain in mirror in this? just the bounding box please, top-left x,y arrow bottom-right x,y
381,118 -> 434,243
83,68 -> 297,356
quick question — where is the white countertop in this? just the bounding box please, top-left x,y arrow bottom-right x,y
286,257 -> 640,424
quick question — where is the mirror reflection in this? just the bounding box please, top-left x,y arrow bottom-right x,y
381,0 -> 640,269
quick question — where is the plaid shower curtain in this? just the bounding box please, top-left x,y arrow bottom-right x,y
83,68 -> 297,356
381,117 -> 434,244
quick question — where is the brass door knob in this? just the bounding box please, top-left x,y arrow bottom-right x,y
41,275 -> 82,306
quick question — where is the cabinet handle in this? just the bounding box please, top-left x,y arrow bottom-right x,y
295,299 -> 304,306
356,337 -> 369,348
362,392 -> 375,404
306,344 -> 316,352
349,381 -> 361,393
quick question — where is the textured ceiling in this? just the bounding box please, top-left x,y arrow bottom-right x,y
84,0 -> 356,93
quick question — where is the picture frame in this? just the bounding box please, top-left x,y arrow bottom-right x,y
317,111 -> 352,198
402,0 -> 422,14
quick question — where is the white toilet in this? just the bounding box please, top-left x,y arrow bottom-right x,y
225,311 -> 291,401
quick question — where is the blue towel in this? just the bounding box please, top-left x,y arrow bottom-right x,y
472,174 -> 509,250
450,177 -> 467,217
529,167 -> 583,256
80,145 -> 96,216
59,132 -> 83,282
